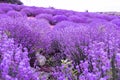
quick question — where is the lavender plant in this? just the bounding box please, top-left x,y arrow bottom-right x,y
7,10 -> 26,18
52,15 -> 68,24
0,3 -> 13,13
20,7 -> 36,17
111,18 -> 120,26
35,13 -> 53,24
54,21 -> 83,30
11,4 -> 24,11
0,31 -> 39,80
0,17 -> 51,52
68,15 -> 91,23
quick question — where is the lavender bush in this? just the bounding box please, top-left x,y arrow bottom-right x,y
35,13 -> 53,24
7,10 -> 26,18
0,3 -> 13,13
54,21 -> 83,30
68,15 -> 91,23
20,7 -> 36,17
0,31 -> 39,80
11,4 -> 24,11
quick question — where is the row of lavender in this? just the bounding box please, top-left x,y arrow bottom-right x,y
0,3 -> 120,80
1,3 -> 120,26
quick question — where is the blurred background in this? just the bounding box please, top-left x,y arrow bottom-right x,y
0,0 -> 120,12
20,0 -> 120,12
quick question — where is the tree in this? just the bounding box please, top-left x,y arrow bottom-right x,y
0,0 -> 23,5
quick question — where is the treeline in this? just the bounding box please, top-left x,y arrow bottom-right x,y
0,0 -> 23,5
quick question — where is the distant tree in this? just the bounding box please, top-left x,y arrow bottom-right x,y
85,10 -> 88,12
0,0 -> 23,5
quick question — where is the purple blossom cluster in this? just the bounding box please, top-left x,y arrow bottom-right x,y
48,22 -> 120,80
0,3 -> 119,80
0,17 -> 51,53
0,31 -> 39,80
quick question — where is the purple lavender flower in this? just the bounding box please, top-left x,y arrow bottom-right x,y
0,8 -> 5,14
52,15 -> 68,24
0,17 -> 51,53
34,8 -> 54,15
20,7 -> 36,17
0,3 -> 13,13
68,15 -> 91,23
111,18 -> 120,26
52,9 -> 67,15
35,13 -> 53,23
0,31 -> 39,80
95,14 -> 115,21
7,10 -> 27,18
11,4 -> 24,11
54,21 -> 83,30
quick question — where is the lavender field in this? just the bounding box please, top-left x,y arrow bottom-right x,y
0,3 -> 120,80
